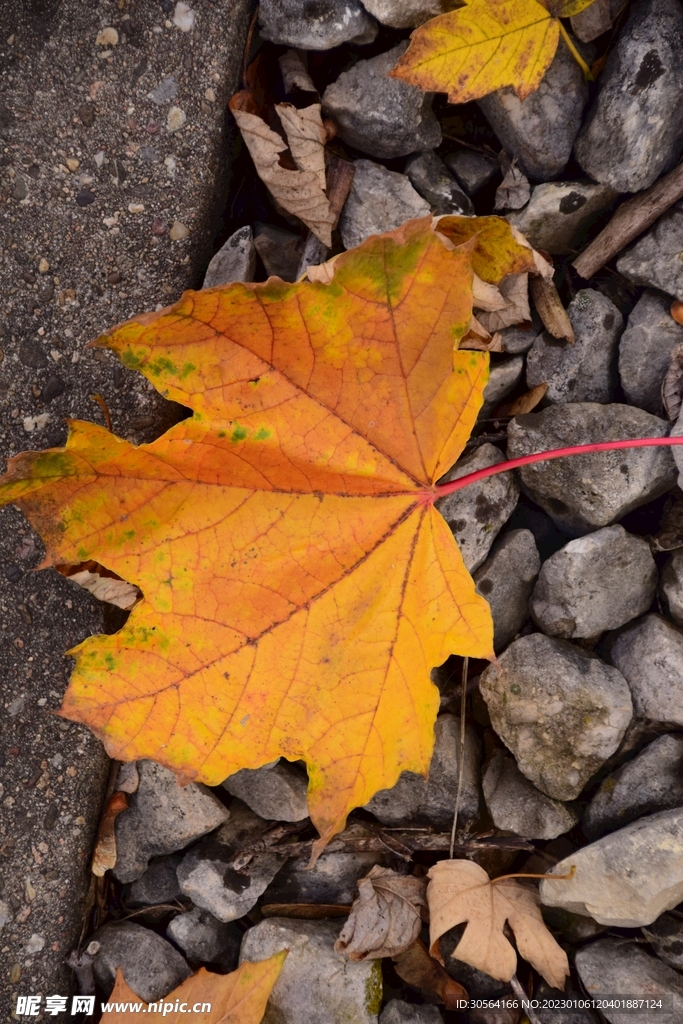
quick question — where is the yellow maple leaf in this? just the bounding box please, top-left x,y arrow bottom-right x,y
0,217 -> 533,852
392,0 -> 597,104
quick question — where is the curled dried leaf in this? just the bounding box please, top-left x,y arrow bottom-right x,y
427,859 -> 569,990
529,276 -> 575,344
393,938 -> 468,1009
672,300 -> 683,327
279,50 -> 317,95
496,382 -> 548,417
662,342 -> 683,422
495,159 -> 531,212
91,791 -> 129,877
478,273 -> 530,333
335,866 -> 427,960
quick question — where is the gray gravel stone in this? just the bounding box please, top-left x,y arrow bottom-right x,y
500,325 -> 541,355
404,150 -> 473,216
124,854 -> 183,905
436,443 -> 520,572
112,760 -> 228,884
92,921 -> 191,1002
259,0 -> 377,49
507,403 -> 676,535
479,356 -> 525,419
444,149 -> 499,196
365,714 -> 480,828
583,734 -> 683,839
619,291 -> 683,415
660,550 -> 683,627
222,758 -> 309,822
526,290 -> 622,405
177,801 -> 285,923
380,1000 -> 443,1024
530,525 -> 657,639
167,907 -> 241,969
509,181 -> 617,255
609,614 -> 683,727
240,918 -> 382,1024
576,939 -> 683,1024
264,851 -> 383,905
541,808 -> 683,927
203,226 -> 256,288
322,43 -> 441,159
478,41 -> 588,181
642,913 -> 683,971
480,633 -> 633,801
617,204 -> 683,302
483,749 -> 579,839
474,528 -> 541,651
254,224 -> 302,283
574,0 -> 683,193
361,0 -> 443,28
339,159 -> 431,250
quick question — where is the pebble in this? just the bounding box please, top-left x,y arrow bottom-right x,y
166,106 -> 186,132
575,939 -> 683,1024
177,801 -> 285,922
608,614 -> 683,727
641,913 -> 683,971
509,181 -> 617,255
173,2 -> 196,32
111,759 -> 228,883
166,907 -> 241,969
479,356 -> 525,419
169,220 -> 190,241
473,528 -> 541,652
380,1001 -> 443,1024
526,290 -> 622,405
75,191 -> 95,207
92,921 -> 191,1002
26,933 -> 45,953
258,0 -> 377,49
339,160 -> 430,251
254,223 -> 302,282
444,149 -> 499,196
322,43 -> 441,160
37,257 -> 49,274
404,150 -> 473,216
618,290 -> 683,416
148,74 -> 178,105
530,525 -> 657,639
500,324 -> 541,355
203,225 -> 256,287
583,734 -> 683,839
574,0 -> 683,193
221,758 -> 309,822
435,443 -> 520,573
507,403 -> 676,536
616,203 -> 683,302
478,41 -> 587,181
540,808 -> 683,927
239,918 -> 382,1024
365,714 -> 480,829
480,633 -> 633,801
483,749 -> 579,839
95,27 -> 119,46
361,0 -> 443,28
659,550 -> 683,627
123,854 -> 183,905
264,851 -> 383,905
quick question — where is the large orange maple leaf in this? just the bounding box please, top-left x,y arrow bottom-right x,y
0,218 -> 531,851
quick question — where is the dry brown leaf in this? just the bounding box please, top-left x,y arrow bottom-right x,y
530,276 -> 575,343
472,273 -> 508,312
478,273 -> 530,332
662,342 -> 683,422
230,97 -> 333,246
427,860 -> 569,990
91,791 -> 129,877
67,568 -> 140,609
335,866 -> 427,960
460,316 -> 504,352
672,300 -> 683,326
393,938 -> 468,1009
279,50 -> 317,94
494,160 -> 531,212
496,382 -> 548,417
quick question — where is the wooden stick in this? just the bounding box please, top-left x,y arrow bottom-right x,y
573,160 -> 683,280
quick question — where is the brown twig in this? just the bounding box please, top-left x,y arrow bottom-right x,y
450,656 -> 468,858
241,4 -> 259,90
573,159 -> 683,280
